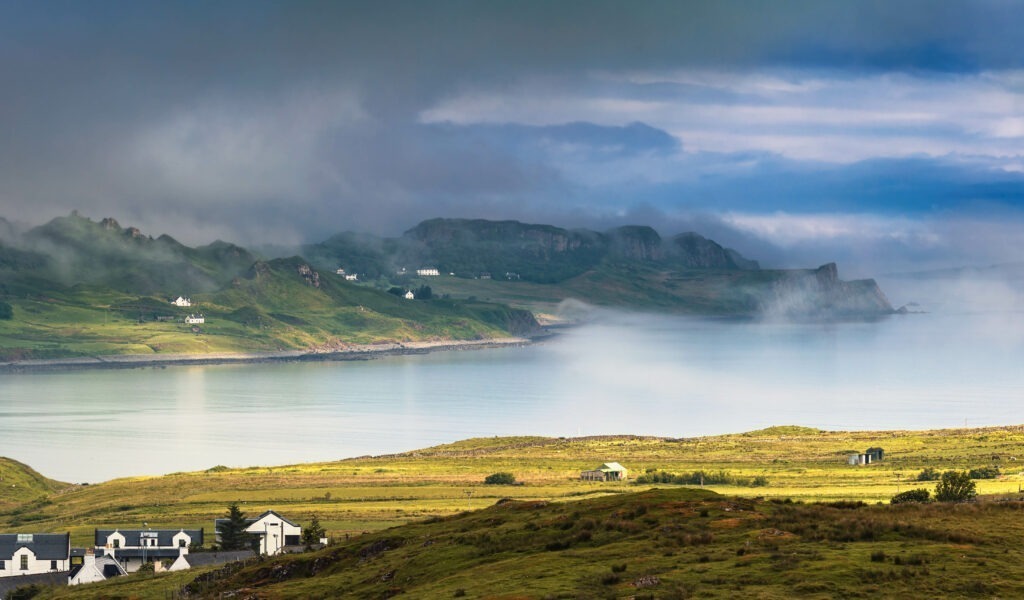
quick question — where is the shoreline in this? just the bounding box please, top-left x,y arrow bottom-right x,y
0,336 -> 538,374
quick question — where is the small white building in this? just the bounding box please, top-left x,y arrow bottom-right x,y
94,528 -> 202,573
68,549 -> 127,586
0,533 -> 70,578
345,274 -> 358,281
185,314 -> 205,325
580,462 -> 629,482
171,296 -> 192,307
215,511 -> 301,556
403,291 -> 415,300
416,268 -> 440,277
335,268 -> 346,275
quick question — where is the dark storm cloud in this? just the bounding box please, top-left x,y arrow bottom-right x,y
0,0 -> 1023,272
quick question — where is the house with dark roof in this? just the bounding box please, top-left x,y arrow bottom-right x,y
94,528 -> 202,573
215,510 -> 301,556
0,533 -> 71,578
68,549 -> 127,586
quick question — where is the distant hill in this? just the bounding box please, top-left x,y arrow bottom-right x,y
0,213 -> 539,360
304,217 -> 891,319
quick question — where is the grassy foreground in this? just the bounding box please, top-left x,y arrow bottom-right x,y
3,425 -> 1024,551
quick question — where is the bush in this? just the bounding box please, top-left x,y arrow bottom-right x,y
967,466 -> 1000,479
891,488 -> 930,504
483,472 -> 516,485
915,467 -> 940,481
934,470 -> 977,502
0,300 -> 12,320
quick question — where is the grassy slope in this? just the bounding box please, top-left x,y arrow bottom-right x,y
0,259 -> 518,360
36,487 -> 1024,599
0,457 -> 71,510
3,426 -> 1023,551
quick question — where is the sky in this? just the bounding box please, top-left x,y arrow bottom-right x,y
1,0 -> 1023,274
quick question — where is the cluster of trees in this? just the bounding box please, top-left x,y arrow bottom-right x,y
893,470 -> 978,504
634,469 -> 768,487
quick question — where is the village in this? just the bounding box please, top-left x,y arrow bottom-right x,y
0,508 -> 321,596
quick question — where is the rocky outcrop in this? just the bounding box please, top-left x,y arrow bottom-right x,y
760,263 -> 893,318
607,226 -> 664,261
296,264 -> 321,288
671,232 -> 757,270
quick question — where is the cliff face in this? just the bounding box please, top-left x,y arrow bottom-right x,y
760,263 -> 893,318
671,232 -> 759,270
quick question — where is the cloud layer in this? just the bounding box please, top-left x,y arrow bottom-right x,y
1,1 -> 1023,272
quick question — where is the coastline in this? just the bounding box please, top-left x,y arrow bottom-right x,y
0,336 -> 536,374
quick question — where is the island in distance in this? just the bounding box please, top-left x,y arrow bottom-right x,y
0,213 -> 893,362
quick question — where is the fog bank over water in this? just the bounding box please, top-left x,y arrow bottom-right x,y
3,288 -> 1023,482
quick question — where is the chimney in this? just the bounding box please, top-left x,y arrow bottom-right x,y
84,548 -> 95,567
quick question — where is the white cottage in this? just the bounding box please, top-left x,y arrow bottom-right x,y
94,528 -> 202,573
215,511 -> 301,556
67,549 -> 127,586
184,314 -> 205,324
403,291 -> 415,300
171,296 -> 192,307
0,533 -> 70,577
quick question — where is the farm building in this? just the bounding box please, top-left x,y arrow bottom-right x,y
215,510 -> 300,556
0,533 -> 70,578
94,528 -> 202,573
580,462 -> 628,482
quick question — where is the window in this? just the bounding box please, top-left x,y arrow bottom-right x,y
16,534 -> 32,543
179,539 -> 186,548
112,539 -> 120,549
50,560 -> 57,570
20,555 -> 28,570
0,559 -> 5,569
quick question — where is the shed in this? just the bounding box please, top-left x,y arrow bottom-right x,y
580,462 -> 628,482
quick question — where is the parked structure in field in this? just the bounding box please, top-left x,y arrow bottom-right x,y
215,511 -> 300,556
0,533 -> 71,578
847,447 -> 885,466
580,462 -> 628,482
416,268 -> 440,277
94,528 -> 202,573
170,296 -> 192,307
67,549 -> 127,585
184,314 -> 205,324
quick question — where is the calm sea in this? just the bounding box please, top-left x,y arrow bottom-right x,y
3,295 -> 1024,482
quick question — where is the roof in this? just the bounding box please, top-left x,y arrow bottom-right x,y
0,533 -> 70,560
68,555 -> 127,582
94,529 -> 203,548
100,548 -> 183,559
599,462 -> 627,472
215,510 -> 299,531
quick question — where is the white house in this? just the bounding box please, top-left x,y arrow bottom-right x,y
416,268 -> 440,277
185,314 -> 205,324
0,533 -> 70,577
68,549 -> 127,586
94,528 -> 202,573
215,511 -> 301,556
335,268 -> 346,275
171,296 -> 192,307
403,291 -> 415,300
344,274 -> 358,281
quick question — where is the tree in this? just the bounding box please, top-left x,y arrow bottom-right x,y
387,286 -> 405,297
934,470 -> 977,502
414,285 -> 432,300
0,300 -> 12,320
483,472 -> 516,485
301,514 -> 326,546
217,503 -> 252,550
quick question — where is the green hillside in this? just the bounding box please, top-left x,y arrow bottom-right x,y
0,214 -> 538,361
0,457 -> 70,511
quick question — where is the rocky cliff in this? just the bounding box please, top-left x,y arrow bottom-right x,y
759,263 -> 893,318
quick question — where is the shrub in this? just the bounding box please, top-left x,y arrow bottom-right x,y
483,472 -> 516,485
915,467 -> 941,481
0,300 -> 12,320
934,470 -> 977,502
891,489 -> 931,504
870,550 -> 887,562
967,466 -> 1000,479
